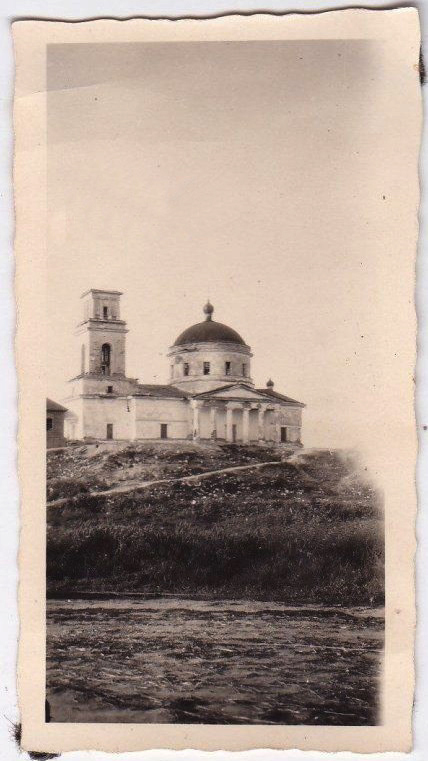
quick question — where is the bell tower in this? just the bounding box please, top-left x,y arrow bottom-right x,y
77,289 -> 128,377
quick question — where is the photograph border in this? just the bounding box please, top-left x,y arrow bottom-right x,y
13,9 -> 420,753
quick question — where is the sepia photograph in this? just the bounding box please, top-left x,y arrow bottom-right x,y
14,11 -> 420,753
45,34 -> 385,727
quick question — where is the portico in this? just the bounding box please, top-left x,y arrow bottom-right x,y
189,386 -> 301,444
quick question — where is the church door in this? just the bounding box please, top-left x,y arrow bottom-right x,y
280,426 -> 287,443
160,424 -> 168,439
106,423 -> 113,440
232,424 -> 237,443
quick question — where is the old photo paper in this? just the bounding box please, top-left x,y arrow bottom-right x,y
14,10 -> 421,754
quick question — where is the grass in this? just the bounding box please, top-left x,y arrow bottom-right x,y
46,446 -> 384,606
46,441 -> 281,500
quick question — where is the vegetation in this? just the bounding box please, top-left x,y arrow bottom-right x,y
47,444 -> 384,606
46,441 -> 281,501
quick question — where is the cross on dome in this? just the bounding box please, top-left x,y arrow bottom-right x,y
203,300 -> 214,321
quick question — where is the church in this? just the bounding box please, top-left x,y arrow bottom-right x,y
64,289 -> 304,446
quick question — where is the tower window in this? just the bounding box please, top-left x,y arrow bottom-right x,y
183,362 -> 190,376
242,363 -> 247,377
203,362 -> 210,375
101,343 -> 111,376
103,306 -> 108,319
107,386 -> 113,394
46,417 -> 53,431
225,361 -> 231,376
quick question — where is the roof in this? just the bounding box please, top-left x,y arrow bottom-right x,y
173,320 -> 247,347
46,398 -> 68,412
135,384 -> 190,399
191,382 -> 304,406
192,382 -> 255,398
256,388 -> 305,406
81,288 -> 123,298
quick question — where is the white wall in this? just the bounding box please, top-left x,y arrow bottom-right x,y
80,397 -> 133,440
169,341 -> 253,393
134,397 -> 190,440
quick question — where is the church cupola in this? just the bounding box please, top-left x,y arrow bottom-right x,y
266,378 -> 274,389
168,301 -> 253,393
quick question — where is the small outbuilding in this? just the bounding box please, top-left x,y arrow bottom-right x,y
46,398 -> 67,448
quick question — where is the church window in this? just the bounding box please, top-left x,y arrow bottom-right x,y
225,361 -> 231,376
103,306 -> 108,319
183,363 -> 190,376
203,361 -> 210,375
280,426 -> 288,443
46,417 -> 53,431
107,386 -> 113,394
81,344 -> 86,374
242,363 -> 247,377
101,343 -> 111,376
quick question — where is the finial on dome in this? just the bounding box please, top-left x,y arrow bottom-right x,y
203,300 -> 214,321
266,378 -> 274,388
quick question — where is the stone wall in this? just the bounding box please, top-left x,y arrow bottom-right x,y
46,409 -> 66,448
76,321 -> 127,377
77,396 -> 134,440
134,398 -> 190,440
67,376 -> 139,398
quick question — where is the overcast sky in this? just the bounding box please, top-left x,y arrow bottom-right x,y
46,39 -> 401,449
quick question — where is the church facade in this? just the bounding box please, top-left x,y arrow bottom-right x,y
64,289 -> 304,446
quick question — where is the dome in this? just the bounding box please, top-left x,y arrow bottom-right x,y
173,302 -> 247,347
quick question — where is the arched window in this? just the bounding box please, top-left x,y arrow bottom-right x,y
101,343 -> 111,376
81,344 -> 86,374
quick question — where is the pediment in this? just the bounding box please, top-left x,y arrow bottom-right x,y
196,384 -> 270,401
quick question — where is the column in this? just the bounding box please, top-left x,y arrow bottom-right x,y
226,404 -> 234,442
210,406 -> 217,440
191,401 -> 202,441
128,396 -> 137,440
242,406 -> 250,444
258,405 -> 265,442
274,411 -> 281,443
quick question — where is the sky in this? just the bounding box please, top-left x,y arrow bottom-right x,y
46,38 -> 403,450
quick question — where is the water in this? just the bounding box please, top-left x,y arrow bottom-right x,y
46,597 -> 383,725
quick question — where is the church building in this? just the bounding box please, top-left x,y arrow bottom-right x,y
64,289 -> 304,446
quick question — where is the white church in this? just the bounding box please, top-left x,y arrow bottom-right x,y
64,289 -> 304,446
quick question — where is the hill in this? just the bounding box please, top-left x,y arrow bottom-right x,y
46,442 -> 384,605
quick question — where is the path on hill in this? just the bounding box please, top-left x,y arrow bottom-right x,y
47,460 -> 289,509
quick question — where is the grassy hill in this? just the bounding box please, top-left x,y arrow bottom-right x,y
47,443 -> 384,606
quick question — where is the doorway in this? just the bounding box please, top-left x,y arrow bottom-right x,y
232,424 -> 237,443
280,426 -> 287,443
106,423 -> 113,440
160,423 -> 168,439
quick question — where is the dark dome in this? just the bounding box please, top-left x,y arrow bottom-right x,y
173,320 -> 246,347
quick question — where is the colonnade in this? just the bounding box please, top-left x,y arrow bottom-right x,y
190,399 -> 270,443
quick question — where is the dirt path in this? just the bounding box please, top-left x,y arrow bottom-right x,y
47,460 -> 285,508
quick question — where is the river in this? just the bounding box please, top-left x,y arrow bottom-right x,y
46,597 -> 383,724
